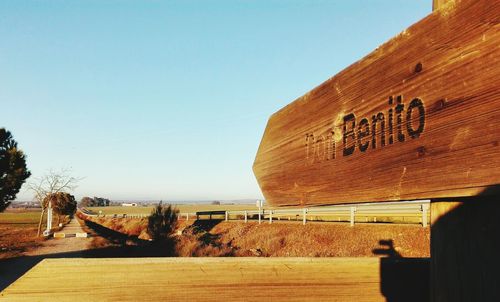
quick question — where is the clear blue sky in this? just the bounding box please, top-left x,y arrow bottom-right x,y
1,1 -> 431,202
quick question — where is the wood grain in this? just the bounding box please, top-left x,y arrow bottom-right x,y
253,0 -> 500,206
0,257 -> 429,302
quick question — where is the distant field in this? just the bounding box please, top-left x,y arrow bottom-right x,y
0,209 -> 49,259
0,209 -> 47,227
87,204 -> 428,224
88,204 -> 259,215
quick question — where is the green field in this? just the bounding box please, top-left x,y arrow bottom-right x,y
88,204 -> 260,215
86,204 -> 428,224
0,209 -> 56,227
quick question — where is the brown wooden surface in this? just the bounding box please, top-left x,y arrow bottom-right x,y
0,257 -> 429,302
433,0 -> 451,11
430,197 -> 500,301
253,0 -> 500,207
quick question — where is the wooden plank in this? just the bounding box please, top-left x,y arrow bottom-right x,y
253,0 -> 500,206
430,197 -> 500,301
0,257 -> 429,302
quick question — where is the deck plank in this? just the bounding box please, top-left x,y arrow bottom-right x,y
0,257 -> 429,301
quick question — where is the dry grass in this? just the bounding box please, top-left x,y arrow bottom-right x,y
211,221 -> 430,257
0,225 -> 45,259
84,215 -> 150,239
174,221 -> 429,257
0,209 -> 71,259
86,214 -> 429,258
175,221 -> 233,257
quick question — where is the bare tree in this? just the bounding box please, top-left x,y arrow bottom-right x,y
26,169 -> 81,236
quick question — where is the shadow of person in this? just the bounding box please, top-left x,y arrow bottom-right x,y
374,239 -> 430,302
373,240 -> 402,258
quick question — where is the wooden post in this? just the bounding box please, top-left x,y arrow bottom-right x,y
269,210 -> 273,224
431,197 -> 500,301
302,208 -> 307,225
186,213 -> 189,221
421,204 -> 429,227
258,210 -> 261,224
350,207 -> 356,227
225,211 -> 228,222
46,202 -> 53,233
244,211 -> 247,223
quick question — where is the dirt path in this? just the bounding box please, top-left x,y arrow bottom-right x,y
24,218 -> 91,256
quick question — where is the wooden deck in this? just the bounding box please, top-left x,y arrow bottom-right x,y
0,257 -> 428,301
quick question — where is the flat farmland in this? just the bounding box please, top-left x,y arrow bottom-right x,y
89,204 -> 259,215
0,210 -> 45,227
87,204 -> 428,225
0,209 -> 48,259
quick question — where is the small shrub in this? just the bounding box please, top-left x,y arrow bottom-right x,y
147,202 -> 178,241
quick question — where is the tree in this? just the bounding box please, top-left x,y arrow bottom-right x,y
0,128 -> 31,212
44,192 -> 77,225
58,193 -> 77,217
27,169 -> 80,236
147,202 -> 179,241
94,196 -> 110,207
79,196 -> 95,207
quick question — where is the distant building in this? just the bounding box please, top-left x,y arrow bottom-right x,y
121,203 -> 138,207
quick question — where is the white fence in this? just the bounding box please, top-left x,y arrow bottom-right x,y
81,199 -> 430,227
184,200 -> 430,227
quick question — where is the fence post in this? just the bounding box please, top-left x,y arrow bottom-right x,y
422,204 -> 429,227
225,211 -> 228,222
269,210 -> 273,224
186,213 -> 189,222
46,204 -> 53,233
303,208 -> 307,225
244,211 -> 247,223
350,207 -> 356,227
258,209 -> 261,224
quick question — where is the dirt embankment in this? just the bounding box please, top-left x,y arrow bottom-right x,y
87,216 -> 149,239
176,221 -> 430,257
84,212 -> 430,258
206,221 -> 430,257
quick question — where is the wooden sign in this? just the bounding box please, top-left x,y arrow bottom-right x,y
253,0 -> 500,207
